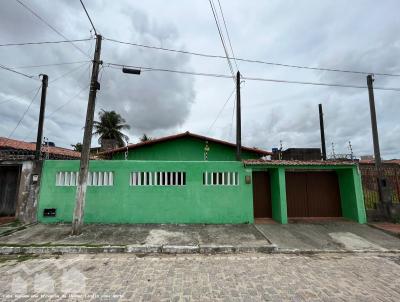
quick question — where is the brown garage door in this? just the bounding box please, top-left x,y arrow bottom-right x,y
252,172 -> 272,218
286,171 -> 341,217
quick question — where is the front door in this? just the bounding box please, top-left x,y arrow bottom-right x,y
0,165 -> 20,217
252,171 -> 272,218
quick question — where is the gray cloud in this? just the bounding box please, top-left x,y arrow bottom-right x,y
0,0 -> 399,159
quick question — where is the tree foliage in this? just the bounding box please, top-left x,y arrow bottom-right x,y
93,109 -> 130,147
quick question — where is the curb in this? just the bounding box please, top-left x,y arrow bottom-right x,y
368,224 -> 400,239
1,245 -> 399,255
0,244 -> 277,255
274,248 -> 400,254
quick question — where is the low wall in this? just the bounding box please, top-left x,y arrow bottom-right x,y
38,160 -> 254,224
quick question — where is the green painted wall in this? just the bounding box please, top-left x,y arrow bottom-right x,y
112,137 -> 263,161
269,167 -> 288,224
38,160 -> 254,224
337,167 -> 367,223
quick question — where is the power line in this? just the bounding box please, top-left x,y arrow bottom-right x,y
103,38 -> 400,78
0,38 -> 92,47
229,97 -> 236,140
207,87 -> 236,134
0,63 -> 38,80
10,60 -> 91,69
7,85 -> 41,138
15,0 -> 91,59
216,0 -> 239,71
46,64 -> 92,117
0,87 -> 39,106
208,0 -> 235,79
46,84 -> 89,118
104,62 -> 400,91
49,61 -> 91,83
79,0 -> 97,35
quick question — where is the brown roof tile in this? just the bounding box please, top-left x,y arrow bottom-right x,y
0,137 -> 80,158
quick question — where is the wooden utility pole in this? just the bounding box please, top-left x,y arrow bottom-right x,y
35,74 -> 48,160
72,34 -> 102,235
318,104 -> 327,160
236,71 -> 241,161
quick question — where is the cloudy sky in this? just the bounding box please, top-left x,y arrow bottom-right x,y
0,0 -> 399,158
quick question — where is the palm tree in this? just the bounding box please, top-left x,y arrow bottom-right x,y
71,143 -> 82,152
93,109 -> 130,149
140,134 -> 153,142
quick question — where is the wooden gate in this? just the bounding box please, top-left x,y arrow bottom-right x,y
0,165 -> 21,217
286,171 -> 341,217
252,171 -> 272,218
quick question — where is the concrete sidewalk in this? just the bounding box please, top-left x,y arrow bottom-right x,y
0,222 -> 399,254
256,221 -> 400,252
0,223 -> 273,254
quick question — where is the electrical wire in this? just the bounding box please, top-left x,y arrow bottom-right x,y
216,0 -> 239,71
7,85 -> 41,138
0,87 -> 39,106
79,0 -> 97,35
0,38 -> 92,47
0,64 -> 38,80
49,61 -> 91,83
15,0 -> 91,59
229,97 -> 236,140
46,84 -> 89,118
103,37 -> 400,77
208,0 -> 235,80
207,87 -> 236,134
104,62 -> 400,91
10,60 -> 91,69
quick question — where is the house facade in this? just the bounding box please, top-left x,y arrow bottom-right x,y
0,137 -> 80,223
37,132 -> 367,224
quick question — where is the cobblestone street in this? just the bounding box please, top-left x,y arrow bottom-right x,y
1,253 -> 400,301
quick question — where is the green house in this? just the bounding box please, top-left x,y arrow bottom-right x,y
37,132 -> 366,225
101,132 -> 270,161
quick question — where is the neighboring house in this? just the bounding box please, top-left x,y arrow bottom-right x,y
0,137 -> 80,160
271,148 -> 321,161
358,159 -> 400,209
0,137 -> 80,222
37,132 -> 366,225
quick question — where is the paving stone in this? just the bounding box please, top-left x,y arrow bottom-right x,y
1,253 -> 400,301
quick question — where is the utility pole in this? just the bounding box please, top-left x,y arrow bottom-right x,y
35,74 -> 48,160
318,104 -> 327,160
367,74 -> 391,215
367,75 -> 382,173
72,34 -> 102,235
236,71 -> 241,161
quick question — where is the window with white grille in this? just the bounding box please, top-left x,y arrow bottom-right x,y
56,171 -> 114,186
130,171 -> 186,186
203,171 -> 239,186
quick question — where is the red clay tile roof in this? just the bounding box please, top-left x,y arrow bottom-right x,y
0,137 -> 80,158
243,159 -> 356,166
359,159 -> 400,165
99,131 -> 272,156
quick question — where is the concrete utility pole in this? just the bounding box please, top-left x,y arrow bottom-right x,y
72,34 -> 102,235
318,104 -> 327,161
367,74 -> 392,215
367,75 -> 382,172
236,71 -> 241,161
35,74 -> 48,160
